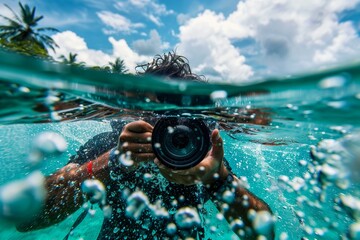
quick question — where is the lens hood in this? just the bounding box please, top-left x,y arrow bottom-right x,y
152,117 -> 210,170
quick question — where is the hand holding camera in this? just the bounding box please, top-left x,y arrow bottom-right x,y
117,118 -> 225,186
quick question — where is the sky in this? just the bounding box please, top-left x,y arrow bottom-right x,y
1,0 -> 360,83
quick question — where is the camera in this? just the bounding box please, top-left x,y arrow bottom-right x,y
152,117 -> 211,170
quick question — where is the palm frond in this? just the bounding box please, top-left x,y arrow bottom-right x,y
37,34 -> 58,50
1,2 -> 59,54
4,4 -> 22,24
0,14 -> 22,28
37,27 -> 59,32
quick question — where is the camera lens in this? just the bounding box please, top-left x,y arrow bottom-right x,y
172,132 -> 189,149
152,117 -> 210,169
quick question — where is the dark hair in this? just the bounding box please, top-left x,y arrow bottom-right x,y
135,51 -> 206,82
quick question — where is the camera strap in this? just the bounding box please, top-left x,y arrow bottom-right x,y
63,206 -> 93,240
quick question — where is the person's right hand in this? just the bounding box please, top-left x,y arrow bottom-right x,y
117,120 -> 155,172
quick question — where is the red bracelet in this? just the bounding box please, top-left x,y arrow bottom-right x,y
87,161 -> 94,178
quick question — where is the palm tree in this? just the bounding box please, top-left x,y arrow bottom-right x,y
0,2 -> 58,53
108,57 -> 129,74
59,52 -> 85,66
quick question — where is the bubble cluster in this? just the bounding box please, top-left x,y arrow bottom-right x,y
310,138 -> 351,189
292,131 -> 360,238
126,191 -> 169,220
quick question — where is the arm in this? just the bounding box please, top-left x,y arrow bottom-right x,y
16,151 -> 111,232
209,165 -> 274,239
155,129 -> 275,239
17,120 -> 154,232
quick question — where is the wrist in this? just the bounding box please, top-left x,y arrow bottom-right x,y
84,151 -> 112,184
205,163 -> 233,196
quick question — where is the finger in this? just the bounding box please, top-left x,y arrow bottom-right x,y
122,143 -> 153,153
131,153 -> 155,162
210,129 -> 224,160
154,159 -> 190,175
154,159 -> 197,185
125,120 -> 153,133
120,132 -> 152,143
154,158 -> 170,171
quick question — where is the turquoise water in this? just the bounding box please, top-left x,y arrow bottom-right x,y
0,50 -> 360,239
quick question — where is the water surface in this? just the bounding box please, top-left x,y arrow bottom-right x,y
0,50 -> 360,239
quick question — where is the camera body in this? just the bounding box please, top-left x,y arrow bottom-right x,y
152,117 -> 211,170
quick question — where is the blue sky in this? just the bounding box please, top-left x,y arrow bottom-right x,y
1,0 -> 360,83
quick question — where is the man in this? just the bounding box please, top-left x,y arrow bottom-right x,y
17,52 -> 274,239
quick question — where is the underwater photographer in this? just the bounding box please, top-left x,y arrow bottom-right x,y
16,52 -> 274,239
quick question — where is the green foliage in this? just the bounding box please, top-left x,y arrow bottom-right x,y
59,52 -> 85,66
0,38 -> 48,57
108,57 -> 129,74
0,2 -> 132,74
0,2 -> 58,57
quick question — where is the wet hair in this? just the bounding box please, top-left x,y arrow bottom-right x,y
135,51 -> 206,82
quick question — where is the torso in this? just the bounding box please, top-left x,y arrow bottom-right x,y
98,163 -> 207,240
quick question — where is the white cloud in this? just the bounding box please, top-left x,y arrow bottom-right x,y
145,13 -> 163,26
132,30 -> 169,56
114,0 -> 173,26
97,11 -> 144,34
50,31 -> 152,73
176,13 -> 191,25
177,10 -> 253,83
43,10 -> 91,28
128,0 -> 173,15
226,0 -> 360,75
176,0 -> 360,83
51,31 -> 112,67
109,37 -> 151,71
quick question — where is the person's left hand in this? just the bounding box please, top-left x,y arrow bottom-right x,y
154,129 -> 227,186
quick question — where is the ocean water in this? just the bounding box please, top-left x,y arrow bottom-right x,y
0,50 -> 360,239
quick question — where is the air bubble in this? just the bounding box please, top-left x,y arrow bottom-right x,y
126,191 -> 169,220
81,179 -> 106,206
299,160 -> 307,166
252,211 -> 275,236
126,191 -> 149,219
222,190 -> 235,203
230,218 -> 244,230
0,171 -> 46,222
167,126 -> 174,133
339,194 -> 360,220
120,151 -> 134,167
18,86 -> 30,93
179,82 -> 187,91
167,223 -> 177,235
349,222 -> 360,239
103,205 -> 112,218
174,207 -> 201,229
29,132 -> 67,166
319,75 -> 348,89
